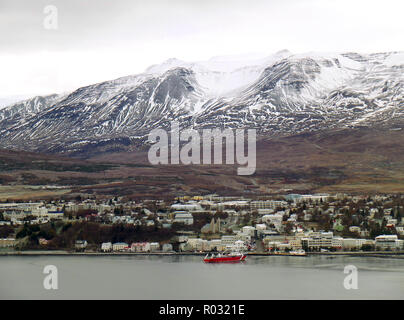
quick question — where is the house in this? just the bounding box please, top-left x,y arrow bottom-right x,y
349,226 -> 361,233
396,227 -> 404,236
142,208 -> 154,216
131,242 -> 151,252
101,242 -> 112,252
162,243 -> 173,252
242,226 -> 255,237
257,209 -> 275,215
112,242 -> 129,252
145,220 -> 155,227
157,212 -> 169,220
0,238 -> 16,248
359,230 -> 370,238
39,238 -> 49,246
387,218 -> 397,226
186,238 -> 202,251
236,232 -> 251,242
262,214 -> 283,230
46,211 -> 64,219
186,238 -> 209,251
149,242 -> 160,252
75,240 -> 88,252
179,242 -> 192,252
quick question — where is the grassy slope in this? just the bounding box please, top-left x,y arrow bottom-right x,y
1,127 -> 404,200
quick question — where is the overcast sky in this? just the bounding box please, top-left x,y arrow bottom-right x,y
0,0 -> 403,105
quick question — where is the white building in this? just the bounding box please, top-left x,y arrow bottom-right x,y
162,243 -> 173,252
290,194 -> 329,204
219,201 -> 250,209
221,235 -> 237,248
208,239 -> 224,251
242,226 -> 255,237
396,227 -> 404,236
185,238 -> 209,252
250,200 -> 287,210
186,238 -> 199,249
101,242 -> 112,252
112,242 -> 129,251
197,239 -> 209,251
0,238 -> 16,248
332,237 -> 343,249
301,233 -> 333,250
262,214 -> 283,230
288,238 -> 302,249
171,203 -> 202,211
173,212 -> 194,225
341,238 -> 360,250
150,242 -> 160,252
130,242 -> 151,252
236,232 -> 251,242
257,209 -> 275,215
233,240 -> 247,251
375,235 -> 403,250
349,226 -> 361,233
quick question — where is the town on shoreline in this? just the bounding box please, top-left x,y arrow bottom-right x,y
1,193 -> 404,255
2,250 -> 404,259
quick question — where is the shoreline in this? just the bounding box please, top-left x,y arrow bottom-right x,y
1,250 -> 404,258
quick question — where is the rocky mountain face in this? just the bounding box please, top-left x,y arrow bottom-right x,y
0,51 -> 403,157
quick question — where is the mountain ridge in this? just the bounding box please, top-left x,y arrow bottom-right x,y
0,50 -> 403,157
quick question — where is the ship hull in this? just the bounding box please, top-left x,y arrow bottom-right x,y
203,255 -> 246,263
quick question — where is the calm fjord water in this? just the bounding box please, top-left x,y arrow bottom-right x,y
0,255 -> 403,299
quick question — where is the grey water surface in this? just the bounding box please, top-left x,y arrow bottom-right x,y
0,255 -> 403,299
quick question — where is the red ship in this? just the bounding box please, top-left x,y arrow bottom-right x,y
203,251 -> 246,263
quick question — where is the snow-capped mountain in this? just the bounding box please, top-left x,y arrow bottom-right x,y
0,51 -> 403,156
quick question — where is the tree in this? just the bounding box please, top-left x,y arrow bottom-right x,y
284,222 -> 294,235
361,244 -> 374,251
0,225 -> 13,238
22,215 -> 36,222
16,225 -> 30,239
114,206 -> 124,216
397,207 -> 402,224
